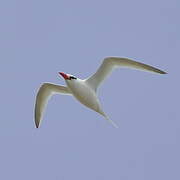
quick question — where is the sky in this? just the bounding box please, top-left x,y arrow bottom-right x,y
0,0 -> 179,179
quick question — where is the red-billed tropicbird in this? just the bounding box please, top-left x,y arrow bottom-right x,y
35,57 -> 167,128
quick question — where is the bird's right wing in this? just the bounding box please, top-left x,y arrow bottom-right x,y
35,83 -> 71,128
86,57 -> 167,90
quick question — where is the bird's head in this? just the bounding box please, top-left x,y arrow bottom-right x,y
59,72 -> 77,81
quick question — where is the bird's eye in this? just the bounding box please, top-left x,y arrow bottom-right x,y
70,76 -> 77,80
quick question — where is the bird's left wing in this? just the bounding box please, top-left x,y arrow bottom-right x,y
86,57 -> 167,90
35,83 -> 71,128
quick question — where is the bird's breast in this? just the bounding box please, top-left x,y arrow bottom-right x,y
68,81 -> 100,111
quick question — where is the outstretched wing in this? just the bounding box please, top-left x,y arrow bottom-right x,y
86,57 -> 167,90
34,83 -> 71,128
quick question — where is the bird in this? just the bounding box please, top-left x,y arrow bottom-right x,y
34,57 -> 167,128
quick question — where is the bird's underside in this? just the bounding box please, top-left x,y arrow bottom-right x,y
34,57 -> 167,128
86,57 -> 166,90
34,83 -> 71,128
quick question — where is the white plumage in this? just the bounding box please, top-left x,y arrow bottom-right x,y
35,57 -> 167,128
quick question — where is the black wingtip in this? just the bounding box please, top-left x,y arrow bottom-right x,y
34,111 -> 40,128
161,71 -> 168,74
35,121 -> 39,128
156,68 -> 167,74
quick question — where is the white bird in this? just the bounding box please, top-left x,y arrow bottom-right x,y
35,57 -> 167,128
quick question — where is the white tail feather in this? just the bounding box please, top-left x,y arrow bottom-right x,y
104,116 -> 119,128
98,109 -> 119,128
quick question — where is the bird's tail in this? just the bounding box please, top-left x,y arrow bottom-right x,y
97,108 -> 119,128
99,111 -> 118,128
104,115 -> 119,128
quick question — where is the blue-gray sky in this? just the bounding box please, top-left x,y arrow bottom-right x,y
0,0 -> 179,179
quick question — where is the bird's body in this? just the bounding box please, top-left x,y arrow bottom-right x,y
66,79 -> 102,114
35,57 -> 167,128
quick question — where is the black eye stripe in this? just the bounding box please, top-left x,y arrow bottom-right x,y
70,76 -> 77,80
